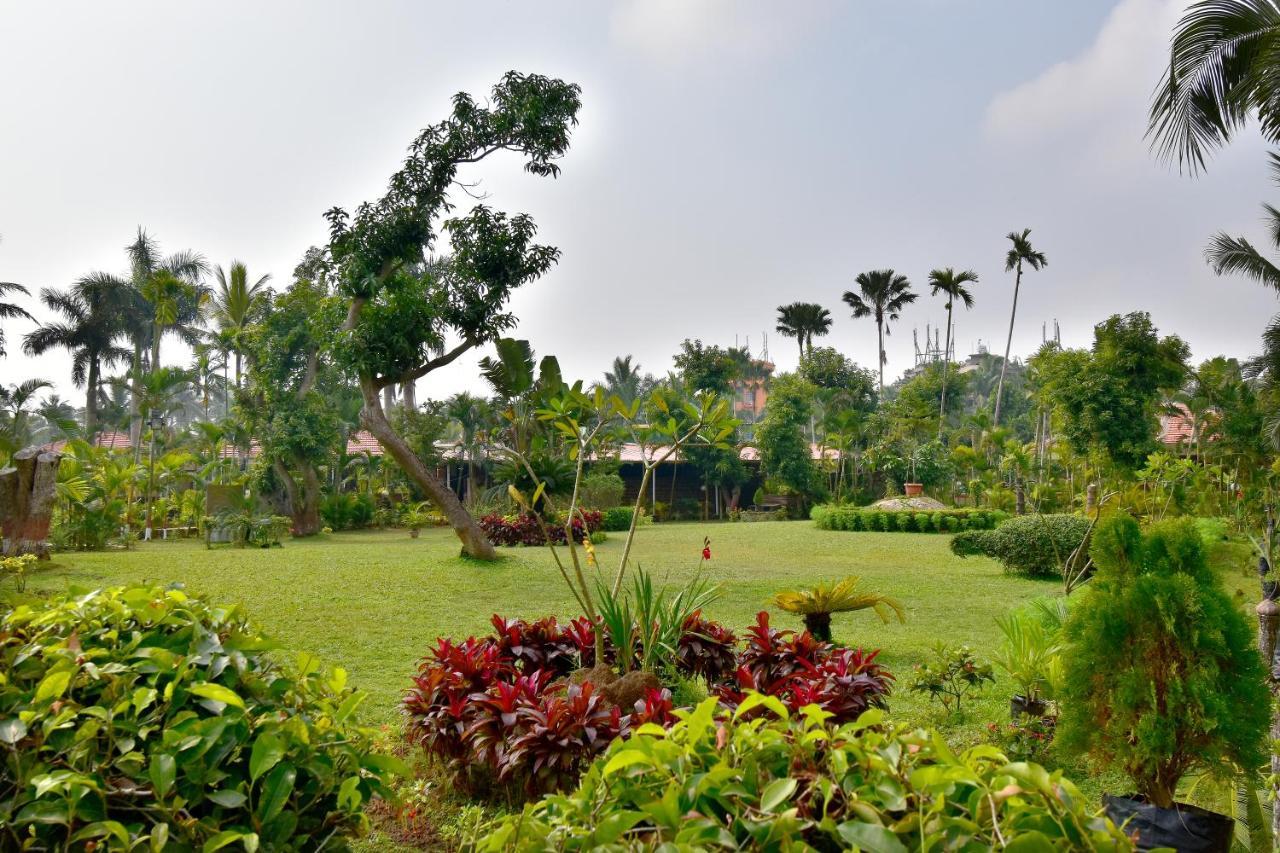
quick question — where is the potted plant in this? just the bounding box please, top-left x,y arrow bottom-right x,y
402,504 -> 431,538
992,609 -> 1060,720
1057,515 -> 1270,851
902,441 -> 925,497
772,575 -> 905,642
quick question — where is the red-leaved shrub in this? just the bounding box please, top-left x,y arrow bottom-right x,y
716,611 -> 893,723
479,511 -> 604,547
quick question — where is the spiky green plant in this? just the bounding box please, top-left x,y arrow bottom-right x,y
772,576 -> 905,642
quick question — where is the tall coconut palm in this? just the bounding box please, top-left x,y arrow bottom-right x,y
0,281 -> 33,358
842,270 -> 917,395
994,230 -> 1047,425
0,236 -> 34,358
210,261 -> 271,391
775,302 -> 834,360
928,268 -> 979,437
23,279 -> 130,437
1148,0 -> 1280,174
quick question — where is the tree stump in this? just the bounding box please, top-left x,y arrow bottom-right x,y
0,447 -> 62,559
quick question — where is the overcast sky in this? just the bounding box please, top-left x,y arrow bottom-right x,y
1,0 -> 1274,406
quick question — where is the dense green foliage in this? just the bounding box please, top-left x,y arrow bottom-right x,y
0,585 -> 402,850
755,374 -> 824,506
812,504 -> 1007,533
950,514 -> 1090,577
477,699 -> 1134,850
1057,516 -> 1270,809
1033,313 -> 1189,468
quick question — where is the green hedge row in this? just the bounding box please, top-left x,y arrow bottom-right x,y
812,505 -> 1009,533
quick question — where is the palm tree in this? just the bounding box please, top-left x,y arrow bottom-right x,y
602,355 -> 647,406
1148,0 -> 1280,174
928,268 -> 979,437
0,236 -> 34,358
23,280 -> 130,437
994,230 -> 1047,425
210,261 -> 271,391
842,270 -> 917,395
0,379 -> 53,454
0,281 -> 33,358
121,229 -> 208,449
775,302 -> 833,360
445,392 -> 495,502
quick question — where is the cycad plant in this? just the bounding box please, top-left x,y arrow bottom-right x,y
772,575 -> 905,642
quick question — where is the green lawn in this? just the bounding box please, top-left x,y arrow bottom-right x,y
31,520 -> 1066,731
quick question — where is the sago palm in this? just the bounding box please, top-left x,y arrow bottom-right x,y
994,230 -> 1046,425
773,575 -> 905,642
928,267 -> 979,437
843,270 -> 916,395
1148,0 -> 1280,174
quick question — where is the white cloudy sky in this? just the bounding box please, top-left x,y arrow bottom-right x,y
0,0 -> 1273,404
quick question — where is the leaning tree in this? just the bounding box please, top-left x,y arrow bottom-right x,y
323,71 -> 582,559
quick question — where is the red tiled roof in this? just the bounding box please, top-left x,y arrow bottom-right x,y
346,430 -> 382,455
1159,403 -> 1195,446
218,440 -> 262,459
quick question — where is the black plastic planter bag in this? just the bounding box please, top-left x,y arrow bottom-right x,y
1104,795 -> 1234,852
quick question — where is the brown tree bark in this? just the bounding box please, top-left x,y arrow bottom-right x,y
0,447 -> 61,558
359,378 -> 496,559
273,459 -> 323,537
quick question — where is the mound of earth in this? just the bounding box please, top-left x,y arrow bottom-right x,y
871,496 -> 947,511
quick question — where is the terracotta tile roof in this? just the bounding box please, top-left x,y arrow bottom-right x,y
42,431 -> 134,453
346,430 -> 382,456
1158,403 -> 1195,446
218,440 -> 262,459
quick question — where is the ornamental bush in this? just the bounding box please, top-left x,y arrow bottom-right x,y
479,510 -> 604,546
476,698 -> 1134,851
0,585 -> 402,851
403,612 -> 732,798
813,505 -> 1006,533
950,513 -> 1089,577
601,506 -> 649,532
1056,516 -> 1270,809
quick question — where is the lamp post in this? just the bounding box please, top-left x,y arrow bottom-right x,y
144,410 -> 164,541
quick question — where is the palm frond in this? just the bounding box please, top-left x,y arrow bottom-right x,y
773,576 -> 906,623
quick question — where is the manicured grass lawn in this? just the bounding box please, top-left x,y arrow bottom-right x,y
32,520 -> 1062,732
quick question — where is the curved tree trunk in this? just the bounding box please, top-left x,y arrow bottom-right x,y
359,377 -> 496,559
274,459 -> 323,537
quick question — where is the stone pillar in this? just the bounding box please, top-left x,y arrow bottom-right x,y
0,447 -> 62,558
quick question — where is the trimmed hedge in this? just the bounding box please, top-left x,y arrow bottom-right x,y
950,513 -> 1090,578
812,505 -> 1008,534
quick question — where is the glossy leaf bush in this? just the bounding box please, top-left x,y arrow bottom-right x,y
0,585 -> 402,851
812,505 -> 1007,533
477,698 -> 1135,851
716,611 -> 892,724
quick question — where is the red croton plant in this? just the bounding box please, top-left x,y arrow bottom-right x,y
403,610 -> 893,799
